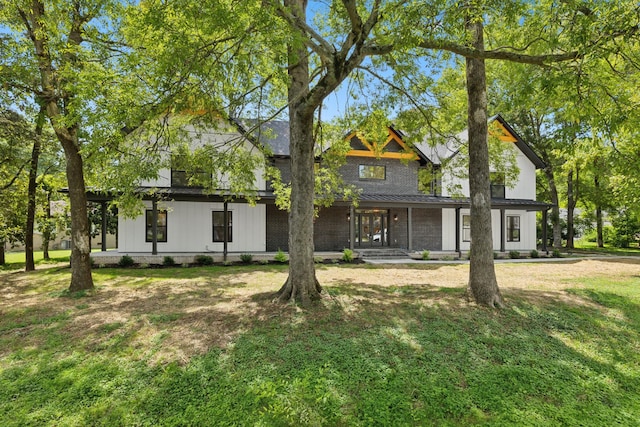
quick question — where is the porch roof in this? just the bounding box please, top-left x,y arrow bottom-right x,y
85,188 -> 551,212
337,193 -> 552,211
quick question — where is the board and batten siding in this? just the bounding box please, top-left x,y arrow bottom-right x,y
441,208 -> 537,252
118,201 -> 266,253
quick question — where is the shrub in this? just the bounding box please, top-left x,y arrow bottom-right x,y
163,256 -> 176,267
421,250 -> 430,260
118,255 -> 135,267
240,253 -> 253,264
89,257 -> 96,267
342,248 -> 354,263
530,249 -> 539,258
274,249 -> 288,263
194,255 -> 214,265
509,251 -> 520,259
493,252 -> 499,259
552,249 -> 561,258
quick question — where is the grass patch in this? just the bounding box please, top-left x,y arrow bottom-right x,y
574,240 -> 640,256
1,261 -> 640,425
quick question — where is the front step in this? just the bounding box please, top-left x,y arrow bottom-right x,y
358,248 -> 410,259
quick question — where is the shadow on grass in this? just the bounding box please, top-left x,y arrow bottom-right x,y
1,268 -> 640,425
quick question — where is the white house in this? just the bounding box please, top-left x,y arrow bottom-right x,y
90,114 -> 550,257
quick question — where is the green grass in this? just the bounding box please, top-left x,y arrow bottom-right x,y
574,240 -> 640,256
1,264 -> 640,425
2,249 -> 72,269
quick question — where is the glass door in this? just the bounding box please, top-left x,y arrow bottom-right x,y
356,210 -> 389,247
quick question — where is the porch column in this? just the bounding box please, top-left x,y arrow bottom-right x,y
542,209 -> 549,254
101,201 -> 107,252
455,207 -> 461,257
151,198 -> 158,255
407,207 -> 413,252
223,201 -> 228,262
349,205 -> 355,251
500,208 -> 506,253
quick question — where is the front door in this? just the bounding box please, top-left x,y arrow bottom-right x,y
355,210 -> 389,247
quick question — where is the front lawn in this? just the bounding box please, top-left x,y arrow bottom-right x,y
1,260 -> 639,425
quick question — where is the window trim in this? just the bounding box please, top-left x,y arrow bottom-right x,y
507,215 -> 520,242
145,210 -> 167,243
358,164 -> 386,180
212,211 -> 233,242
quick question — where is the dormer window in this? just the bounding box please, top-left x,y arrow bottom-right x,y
490,172 -> 506,199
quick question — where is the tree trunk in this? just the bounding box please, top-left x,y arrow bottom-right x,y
541,156 -> 562,249
465,13 -> 502,308
25,108 -> 45,271
276,0 -> 322,305
566,169 -> 576,249
60,132 -> 94,292
43,191 -> 51,260
24,0 -> 93,291
595,176 -> 603,247
0,241 -> 5,265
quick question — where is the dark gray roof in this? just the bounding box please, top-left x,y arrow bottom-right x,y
234,119 -> 290,156
412,114 -> 546,169
86,187 -> 550,211
336,194 -> 551,211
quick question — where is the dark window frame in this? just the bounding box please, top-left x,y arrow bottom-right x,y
358,164 -> 386,180
462,214 -> 471,242
507,215 -> 520,242
212,211 -> 233,242
145,210 -> 168,242
490,172 -> 506,199
418,164 -> 441,196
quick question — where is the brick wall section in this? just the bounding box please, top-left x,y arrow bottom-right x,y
266,205 -> 350,251
272,157 -> 422,196
314,206 -> 351,251
384,208 -> 442,250
266,204 -> 289,251
411,208 -> 442,251
340,157 -> 422,195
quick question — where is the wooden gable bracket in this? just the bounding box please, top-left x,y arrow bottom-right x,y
490,120 -> 518,143
346,127 -> 419,161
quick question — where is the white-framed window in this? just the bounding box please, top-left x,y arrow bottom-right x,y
507,215 -> 520,242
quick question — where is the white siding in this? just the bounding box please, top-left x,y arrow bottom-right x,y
440,208 -> 537,252
118,201 -> 266,253
441,208 -> 457,251
507,152 -> 537,200
136,124 -> 266,190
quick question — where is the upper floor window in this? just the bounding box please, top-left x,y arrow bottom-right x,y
146,210 -> 167,242
419,164 -> 441,196
490,172 -> 505,199
171,154 -> 210,187
359,165 -> 385,180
